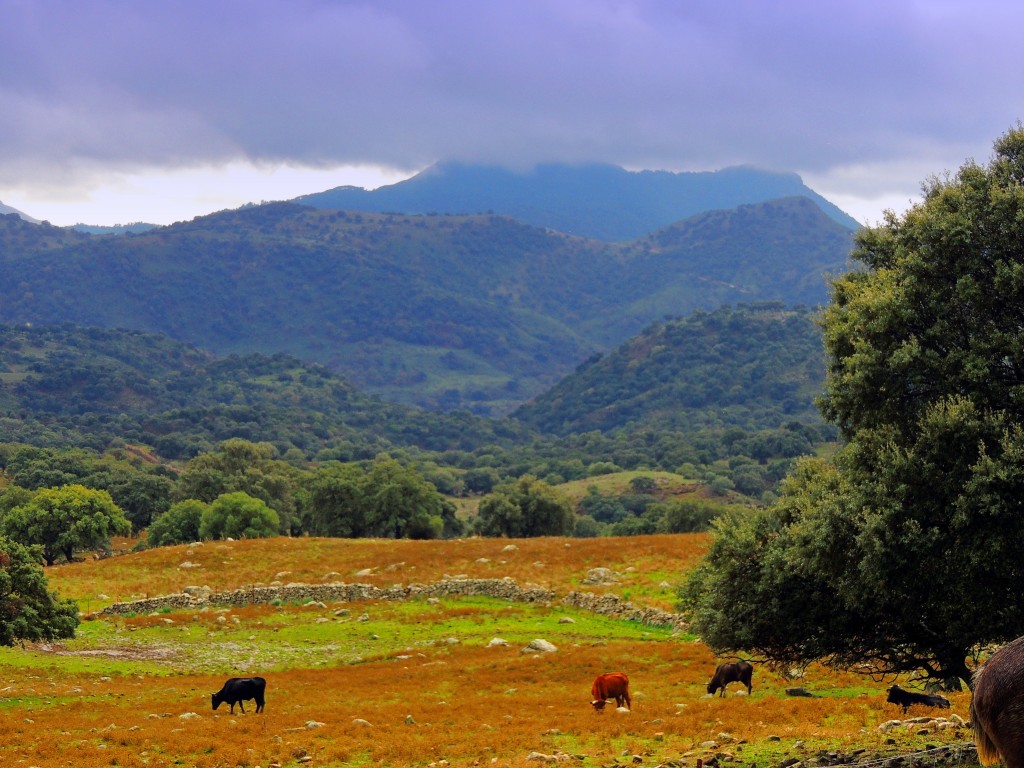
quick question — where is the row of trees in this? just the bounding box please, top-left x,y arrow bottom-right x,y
0,435 -> 753,559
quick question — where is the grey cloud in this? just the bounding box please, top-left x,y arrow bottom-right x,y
2,0 -> 1022,200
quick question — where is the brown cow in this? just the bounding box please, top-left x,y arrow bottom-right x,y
973,636 -> 1024,768
591,672 -> 631,711
707,661 -> 753,697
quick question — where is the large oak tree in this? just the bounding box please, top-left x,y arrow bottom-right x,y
681,127 -> 1024,690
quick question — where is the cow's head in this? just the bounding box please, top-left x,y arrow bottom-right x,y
211,692 -> 223,711
591,699 -> 607,711
707,681 -> 719,695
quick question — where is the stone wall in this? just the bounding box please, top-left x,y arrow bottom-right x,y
98,577 -> 687,630
561,590 -> 687,630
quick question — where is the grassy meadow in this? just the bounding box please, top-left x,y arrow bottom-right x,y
3,535 -> 974,767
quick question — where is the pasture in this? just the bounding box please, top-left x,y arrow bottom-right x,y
4,535 -> 974,767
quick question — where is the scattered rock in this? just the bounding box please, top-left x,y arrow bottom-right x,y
557,617 -> 575,624
581,567 -> 619,585
183,586 -> 211,601
526,751 -> 569,763
352,718 -> 373,727
487,638 -> 510,647
786,687 -> 815,697
522,639 -> 557,654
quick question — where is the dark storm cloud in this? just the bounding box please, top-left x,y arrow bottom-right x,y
1,0 -> 1022,201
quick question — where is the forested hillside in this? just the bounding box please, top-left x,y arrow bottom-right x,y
0,306 -> 833,509
0,324 -> 530,461
297,161 -> 861,239
0,197 -> 853,414
515,303 -> 831,437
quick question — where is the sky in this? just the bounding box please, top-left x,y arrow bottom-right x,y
1,0 -> 1022,228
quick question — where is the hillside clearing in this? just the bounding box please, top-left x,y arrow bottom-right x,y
4,535 -> 978,767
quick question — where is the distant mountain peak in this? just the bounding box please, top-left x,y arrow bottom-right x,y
296,161 -> 859,240
0,201 -> 39,224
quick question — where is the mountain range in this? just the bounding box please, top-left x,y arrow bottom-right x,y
0,163 -> 857,415
297,162 -> 861,240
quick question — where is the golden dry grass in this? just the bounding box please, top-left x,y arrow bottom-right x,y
51,534 -> 710,611
4,535 -> 977,768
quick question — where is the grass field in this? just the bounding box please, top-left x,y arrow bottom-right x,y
4,535 -> 975,767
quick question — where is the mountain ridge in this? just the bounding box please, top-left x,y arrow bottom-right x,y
297,162 -> 861,240
0,195 -> 852,414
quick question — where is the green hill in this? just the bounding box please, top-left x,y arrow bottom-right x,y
0,197 -> 852,414
0,324 -> 531,461
0,314 -> 833,499
513,303 -> 830,437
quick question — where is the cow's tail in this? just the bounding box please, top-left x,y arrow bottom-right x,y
971,696 -> 1001,767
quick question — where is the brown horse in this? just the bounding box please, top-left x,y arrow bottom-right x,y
973,636 -> 1024,768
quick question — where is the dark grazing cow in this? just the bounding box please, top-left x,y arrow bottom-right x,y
212,676 -> 266,714
591,672 -> 631,711
972,636 -> 1024,768
885,684 -> 950,714
707,660 -> 753,697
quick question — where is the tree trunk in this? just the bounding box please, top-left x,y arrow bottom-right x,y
937,653 -> 972,692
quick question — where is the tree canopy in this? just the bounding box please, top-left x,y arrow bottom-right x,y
0,484 -> 131,565
0,536 -> 80,646
302,456 -> 454,540
198,492 -> 280,541
680,127 -> 1024,690
475,475 -> 575,537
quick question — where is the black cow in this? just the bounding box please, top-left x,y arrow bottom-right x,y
212,676 -> 266,714
707,660 -> 753,697
886,684 -> 950,714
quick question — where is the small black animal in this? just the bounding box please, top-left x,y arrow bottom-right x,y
212,676 -> 266,714
886,684 -> 950,714
707,660 -> 753,697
